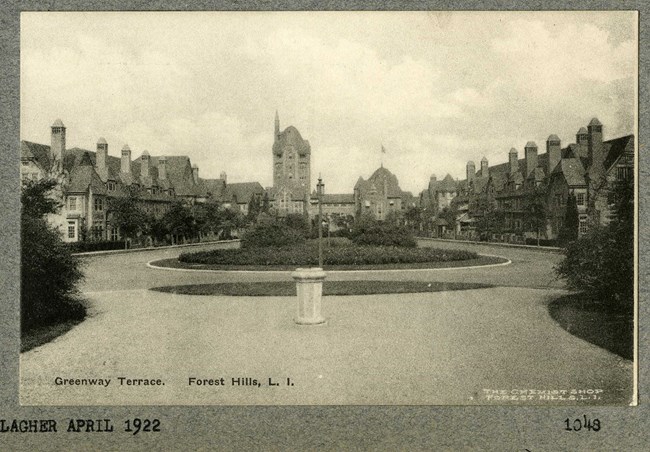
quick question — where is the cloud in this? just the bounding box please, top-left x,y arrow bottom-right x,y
20,13 -> 636,195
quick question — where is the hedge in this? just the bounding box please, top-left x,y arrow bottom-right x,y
180,240 -> 477,267
66,240 -> 125,253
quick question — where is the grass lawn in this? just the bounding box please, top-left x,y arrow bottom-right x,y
153,254 -> 506,271
548,293 -> 634,360
21,320 -> 83,353
150,280 -> 494,296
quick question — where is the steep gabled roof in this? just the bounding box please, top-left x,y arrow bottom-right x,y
67,152 -> 107,194
603,134 -> 634,171
21,141 -> 53,172
438,173 -> 458,192
197,178 -> 226,199
552,158 -> 586,187
225,182 -> 265,204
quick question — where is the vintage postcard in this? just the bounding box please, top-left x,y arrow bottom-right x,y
3,6 -> 647,450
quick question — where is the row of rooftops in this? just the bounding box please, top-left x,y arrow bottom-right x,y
21,119 -> 266,205
424,117 -> 632,199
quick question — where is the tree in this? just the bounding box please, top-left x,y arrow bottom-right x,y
21,178 -> 61,218
261,191 -> 271,214
108,186 -> 146,249
474,197 -> 504,241
21,179 -> 85,330
557,193 -> 579,246
555,176 -> 634,313
404,206 -> 423,230
523,187 -> 548,246
247,194 -> 262,222
438,204 -> 460,238
162,201 -> 196,244
284,213 -> 309,236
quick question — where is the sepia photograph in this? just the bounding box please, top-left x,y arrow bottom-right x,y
16,10 -> 638,409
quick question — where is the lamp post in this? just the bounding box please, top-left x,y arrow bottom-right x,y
317,174 -> 324,268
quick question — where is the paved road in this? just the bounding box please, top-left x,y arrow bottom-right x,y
20,240 -> 634,406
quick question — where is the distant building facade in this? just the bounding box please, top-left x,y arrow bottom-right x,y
21,120 -> 258,242
432,117 -> 634,242
354,166 -> 416,221
269,112 -> 311,216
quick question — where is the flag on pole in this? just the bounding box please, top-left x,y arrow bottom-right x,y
381,144 -> 387,154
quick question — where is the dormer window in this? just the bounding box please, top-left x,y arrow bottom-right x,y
107,181 -> 116,191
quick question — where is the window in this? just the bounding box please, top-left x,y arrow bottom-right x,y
107,181 -> 116,191
579,218 -> 588,235
576,193 -> 585,206
68,197 -> 78,211
111,227 -> 119,241
92,220 -> 103,240
67,221 -> 76,239
555,194 -> 562,207
94,197 -> 104,211
617,167 -> 631,181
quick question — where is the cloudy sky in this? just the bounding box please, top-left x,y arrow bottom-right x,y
21,11 -> 636,194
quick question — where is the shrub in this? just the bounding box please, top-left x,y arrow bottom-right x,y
351,221 -> 416,248
22,215 -> 86,330
241,220 -> 306,248
555,179 -> 634,313
66,240 -> 125,253
524,238 -> 558,247
555,226 -> 632,312
180,240 -> 477,267
284,213 -> 309,236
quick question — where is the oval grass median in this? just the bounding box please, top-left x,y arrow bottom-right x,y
150,280 -> 494,297
150,240 -> 508,271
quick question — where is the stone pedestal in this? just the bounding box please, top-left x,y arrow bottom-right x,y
291,267 -> 327,325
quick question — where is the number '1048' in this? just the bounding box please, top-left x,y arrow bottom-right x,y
564,416 -> 600,432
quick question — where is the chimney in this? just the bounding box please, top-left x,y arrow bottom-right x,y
121,144 -> 131,175
546,134 -> 561,174
576,127 -> 589,159
466,161 -> 475,185
158,156 -> 167,180
96,137 -> 108,181
50,119 -> 66,163
509,148 -> 519,174
141,150 -> 151,180
480,156 -> 489,178
192,164 -> 199,184
220,171 -> 227,184
524,141 -> 538,176
588,117 -> 604,171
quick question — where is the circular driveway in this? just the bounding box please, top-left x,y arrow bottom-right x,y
20,240 -> 634,406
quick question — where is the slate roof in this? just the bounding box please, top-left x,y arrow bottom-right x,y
67,152 -> 107,195
552,158 -> 586,187
21,141 -> 53,172
322,193 -> 355,204
428,173 -> 458,194
225,182 -> 265,204
272,125 -> 311,156
197,178 -> 226,199
603,135 -> 634,171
